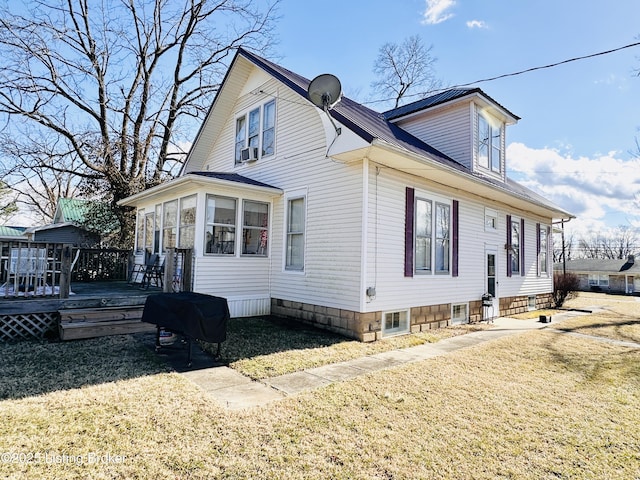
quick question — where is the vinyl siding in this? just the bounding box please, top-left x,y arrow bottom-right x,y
201,75 -> 365,311
394,104 -> 472,169
364,166 -> 553,313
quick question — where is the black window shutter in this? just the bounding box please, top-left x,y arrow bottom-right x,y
520,218 -> 525,276
506,215 -> 512,277
404,187 -> 415,277
452,200 -> 459,277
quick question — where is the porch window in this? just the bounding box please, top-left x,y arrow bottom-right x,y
383,310 -> 409,336
135,209 -> 145,253
242,201 -> 269,256
154,205 -> 161,254
144,212 -> 154,252
163,200 -> 178,251
286,196 -> 305,271
179,195 -> 196,248
205,195 -> 236,255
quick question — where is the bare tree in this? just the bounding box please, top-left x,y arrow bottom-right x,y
371,35 -> 442,109
0,0 -> 280,244
0,180 -> 17,221
578,226 -> 639,259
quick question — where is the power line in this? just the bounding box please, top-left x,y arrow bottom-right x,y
364,41 -> 640,106
451,41 -> 640,88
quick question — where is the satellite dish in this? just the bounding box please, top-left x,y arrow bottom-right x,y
308,74 -> 342,111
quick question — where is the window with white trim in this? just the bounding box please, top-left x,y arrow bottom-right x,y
178,195 -> 196,248
135,209 -> 145,253
485,208 -> 498,232
205,195 -> 236,255
234,99 -> 276,164
477,112 -> 503,173
144,212 -> 153,252
511,218 -> 520,275
539,225 -> 549,275
528,295 -> 536,311
588,274 -> 609,287
451,304 -> 468,324
383,310 -> 410,336
162,200 -> 178,251
285,196 -> 305,271
153,205 -> 161,254
242,200 -> 269,256
415,197 -> 450,274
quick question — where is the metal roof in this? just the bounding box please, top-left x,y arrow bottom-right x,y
204,49 -> 574,220
189,172 -> 280,190
555,257 -> 640,274
382,88 -> 520,121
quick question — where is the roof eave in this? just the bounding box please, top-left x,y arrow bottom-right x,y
118,174 -> 283,207
362,139 -> 574,221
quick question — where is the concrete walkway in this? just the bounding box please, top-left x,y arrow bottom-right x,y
179,311 -> 629,411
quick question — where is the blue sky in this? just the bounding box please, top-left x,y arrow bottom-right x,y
275,0 -> 640,236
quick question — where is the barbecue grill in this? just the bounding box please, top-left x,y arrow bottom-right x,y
142,292 -> 229,366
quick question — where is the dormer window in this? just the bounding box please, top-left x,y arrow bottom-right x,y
235,99 -> 276,164
477,112 -> 503,173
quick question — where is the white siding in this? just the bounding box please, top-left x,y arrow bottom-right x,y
364,166 -> 553,313
201,75 -> 365,312
395,104 -> 472,169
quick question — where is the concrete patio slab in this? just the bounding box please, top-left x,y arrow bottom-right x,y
181,366 -> 252,391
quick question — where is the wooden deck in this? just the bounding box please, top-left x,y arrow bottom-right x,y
0,281 -> 163,341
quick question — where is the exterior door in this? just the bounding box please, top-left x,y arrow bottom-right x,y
485,247 -> 500,318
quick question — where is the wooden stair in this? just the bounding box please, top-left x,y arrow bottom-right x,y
58,305 -> 155,340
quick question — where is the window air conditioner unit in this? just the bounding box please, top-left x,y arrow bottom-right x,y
240,147 -> 259,162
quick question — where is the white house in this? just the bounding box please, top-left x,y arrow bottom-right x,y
119,48 -> 574,341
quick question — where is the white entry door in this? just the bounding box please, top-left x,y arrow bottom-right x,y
485,247 -> 500,319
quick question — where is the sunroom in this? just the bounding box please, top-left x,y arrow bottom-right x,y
118,172 -> 282,303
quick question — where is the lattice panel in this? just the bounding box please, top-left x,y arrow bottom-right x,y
0,312 -> 58,341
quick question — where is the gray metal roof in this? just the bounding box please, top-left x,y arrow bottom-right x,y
383,88 -> 520,121
229,49 -> 573,219
555,257 -> 639,274
189,172 -> 280,190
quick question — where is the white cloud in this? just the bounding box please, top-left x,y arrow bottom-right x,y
422,0 -> 456,25
506,142 -> 640,236
466,20 -> 488,29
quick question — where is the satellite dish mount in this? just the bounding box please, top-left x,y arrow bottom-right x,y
308,74 -> 342,135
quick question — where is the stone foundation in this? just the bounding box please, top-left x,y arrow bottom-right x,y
271,294 -> 553,342
499,293 -> 553,317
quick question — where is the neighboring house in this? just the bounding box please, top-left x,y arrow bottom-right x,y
29,198 -> 108,247
555,256 -> 639,294
119,48 -> 574,341
0,226 -> 28,241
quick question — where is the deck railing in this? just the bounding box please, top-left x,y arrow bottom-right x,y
0,242 -> 134,300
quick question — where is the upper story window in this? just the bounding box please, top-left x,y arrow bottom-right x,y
477,112 -> 503,173
235,99 -> 276,165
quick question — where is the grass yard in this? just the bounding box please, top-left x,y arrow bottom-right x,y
208,317 -> 490,379
0,292 -> 639,479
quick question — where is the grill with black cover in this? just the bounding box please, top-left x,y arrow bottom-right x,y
142,292 -> 229,366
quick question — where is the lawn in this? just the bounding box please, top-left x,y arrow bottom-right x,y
0,292 -> 639,479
